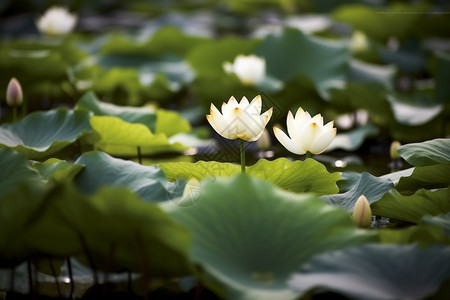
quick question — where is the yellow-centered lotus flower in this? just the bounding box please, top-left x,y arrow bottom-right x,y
352,195 -> 372,228
223,55 -> 266,85
206,95 -> 273,142
273,108 -> 336,155
36,6 -> 77,36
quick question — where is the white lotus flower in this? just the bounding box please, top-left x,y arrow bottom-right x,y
206,95 -> 273,142
223,55 -> 266,85
36,6 -> 77,36
273,108 -> 336,155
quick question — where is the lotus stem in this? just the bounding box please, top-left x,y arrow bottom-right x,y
12,107 -> 18,122
137,146 -> 142,165
305,151 -> 311,159
240,139 -> 246,173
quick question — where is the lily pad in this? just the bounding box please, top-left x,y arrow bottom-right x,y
89,116 -> 188,156
322,172 -> 394,212
0,109 -> 92,160
422,213 -> 450,238
326,123 -> 379,152
162,174 -> 376,300
74,151 -> 183,201
31,158 -> 84,182
0,148 -> 42,198
159,158 -> 340,195
76,91 -> 157,131
387,93 -> 443,126
396,163 -> 450,192
398,138 -> 450,166
256,27 -> 349,99
288,244 -> 450,300
372,188 -> 450,223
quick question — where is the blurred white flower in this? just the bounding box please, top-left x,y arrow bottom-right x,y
206,95 -> 273,142
352,195 -> 372,228
6,77 -> 23,107
350,30 -> 369,53
273,108 -> 336,155
223,55 -> 266,85
36,6 -> 77,36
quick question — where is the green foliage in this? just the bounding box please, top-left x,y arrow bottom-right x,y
159,157 -> 340,195
289,244 -> 450,300
162,174 -> 376,299
0,109 -> 92,160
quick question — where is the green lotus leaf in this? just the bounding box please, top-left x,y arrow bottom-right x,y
372,187 -> 450,223
31,158 -> 84,182
74,151 -> 183,201
0,109 -> 92,160
76,91 -> 157,132
0,183 -> 51,267
326,123 -> 379,152
159,158 -> 340,195
396,164 -> 450,192
379,222 -> 449,246
387,93 -> 443,126
322,172 -> 394,212
12,182 -> 192,276
89,116 -> 188,156
398,138 -> 450,166
288,244 -> 450,300
332,3 -> 428,42
155,108 -> 191,137
162,174 -> 376,300
422,213 -> 450,238
349,59 -> 396,90
0,148 -> 43,198
256,27 -> 349,99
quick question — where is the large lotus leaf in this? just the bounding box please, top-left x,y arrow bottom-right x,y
288,244 -> 450,300
372,187 -> 450,224
396,163 -> 450,192
31,158 -> 84,182
100,27 -> 209,58
332,3 -> 427,42
379,222 -> 450,246
74,151 -> 183,201
422,213 -> 450,238
0,148 -> 43,198
349,59 -> 396,90
398,138 -> 450,166
0,109 -> 92,160
155,108 -> 191,137
76,91 -> 157,131
20,183 -> 192,276
387,93 -> 444,126
326,123 -> 379,152
162,174 -> 376,300
186,37 -> 261,106
159,158 -> 340,195
0,183 -> 51,267
256,27 -> 349,99
322,172 -> 394,213
89,116 -> 188,156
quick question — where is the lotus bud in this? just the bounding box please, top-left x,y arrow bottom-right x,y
390,140 -> 401,161
352,195 -> 372,228
6,78 -> 23,107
